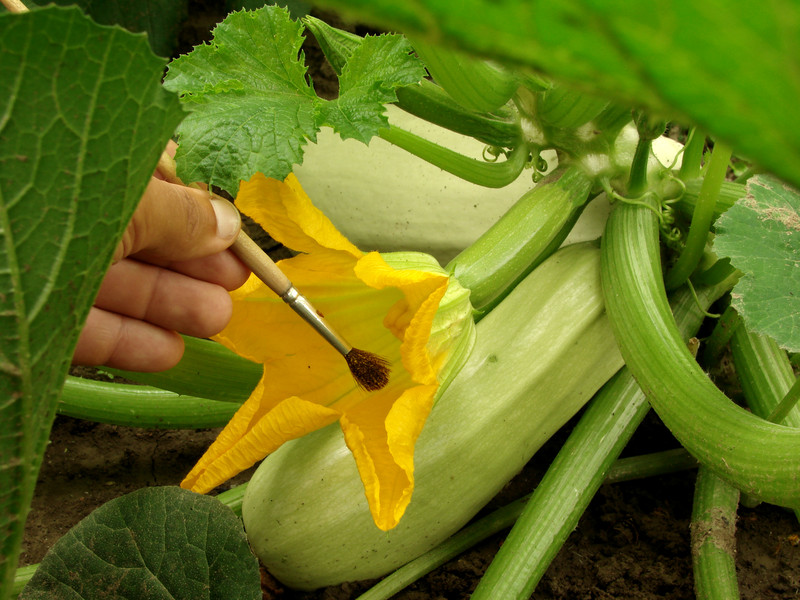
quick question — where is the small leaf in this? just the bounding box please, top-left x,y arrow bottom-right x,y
164,6 -> 318,193
714,175 -> 800,352
19,487 -> 261,600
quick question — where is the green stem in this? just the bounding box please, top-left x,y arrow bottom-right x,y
679,128 -> 706,181
664,142 -> 733,290
395,80 -> 521,148
730,325 -> 798,426
601,191 -> 800,508
302,16 -> 521,147
59,376 -> 240,429
675,179 -> 743,220
357,444 -> 704,600
691,467 -> 740,600
768,377 -> 800,424
606,448 -> 697,483
216,483 -> 247,518
409,37 -> 519,114
627,136 -> 653,197
378,125 -> 528,188
701,304 -> 741,364
729,322 -> 800,514
733,165 -> 756,184
11,564 -> 35,598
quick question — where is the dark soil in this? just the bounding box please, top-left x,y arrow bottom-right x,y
18,3 -> 800,599
22,411 -> 800,599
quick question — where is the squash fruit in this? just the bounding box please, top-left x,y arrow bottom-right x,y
242,242 -> 624,589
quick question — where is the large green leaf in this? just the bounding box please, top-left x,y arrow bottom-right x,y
19,487 -> 261,600
316,0 -> 800,189
0,6 -> 183,598
28,0 -> 190,58
164,5 -> 424,194
714,175 -> 800,352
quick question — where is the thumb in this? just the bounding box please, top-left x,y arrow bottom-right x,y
115,177 -> 241,264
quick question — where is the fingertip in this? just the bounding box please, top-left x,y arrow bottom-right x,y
210,198 -> 242,242
126,180 -> 241,264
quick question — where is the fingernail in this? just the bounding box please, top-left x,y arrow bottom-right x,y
211,198 -> 241,240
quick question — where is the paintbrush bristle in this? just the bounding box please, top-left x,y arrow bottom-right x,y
345,348 -> 391,391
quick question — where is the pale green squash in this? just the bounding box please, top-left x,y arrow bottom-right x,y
242,242 -> 624,589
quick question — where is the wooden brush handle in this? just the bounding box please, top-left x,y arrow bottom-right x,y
232,231 -> 292,297
156,150 -> 293,297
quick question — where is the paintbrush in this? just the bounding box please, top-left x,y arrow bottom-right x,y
157,152 -> 390,391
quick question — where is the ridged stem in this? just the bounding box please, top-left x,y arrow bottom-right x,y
357,445 -> 704,600
691,467 -> 741,600
730,326 -> 798,426
676,179 -> 743,220
665,142 -> 732,290
378,125 -> 528,188
701,304 -> 741,364
58,376 -> 240,429
627,136 -> 653,197
409,37 -> 519,114
730,324 -> 800,517
679,128 -> 706,181
302,15 -> 520,147
768,378 -> 800,425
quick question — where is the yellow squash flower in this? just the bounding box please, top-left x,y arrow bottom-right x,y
182,173 -> 474,530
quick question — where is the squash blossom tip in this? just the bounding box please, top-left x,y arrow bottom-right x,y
184,173 -> 475,529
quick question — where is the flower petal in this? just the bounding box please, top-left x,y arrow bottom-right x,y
340,382 -> 438,531
181,375 -> 341,494
236,173 -> 362,258
355,252 -> 449,384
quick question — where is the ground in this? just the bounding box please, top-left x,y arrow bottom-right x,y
21,410 -> 800,599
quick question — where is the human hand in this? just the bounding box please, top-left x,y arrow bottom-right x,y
72,155 -> 250,372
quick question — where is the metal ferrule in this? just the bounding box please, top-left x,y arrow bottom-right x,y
281,286 -> 352,357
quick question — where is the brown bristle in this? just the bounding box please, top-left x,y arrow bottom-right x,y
345,348 -> 391,391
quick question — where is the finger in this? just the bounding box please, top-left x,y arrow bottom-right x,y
95,259 -> 234,339
164,249 -> 250,291
153,140 -> 179,181
115,177 -> 241,264
73,307 -> 185,372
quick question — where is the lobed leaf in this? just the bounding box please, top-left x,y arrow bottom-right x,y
714,175 -> 800,352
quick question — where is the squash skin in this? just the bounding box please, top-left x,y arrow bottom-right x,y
242,242 -> 624,589
293,104 -> 543,264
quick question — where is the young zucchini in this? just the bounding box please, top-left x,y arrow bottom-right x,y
242,242 -> 624,589
601,194 -> 800,509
